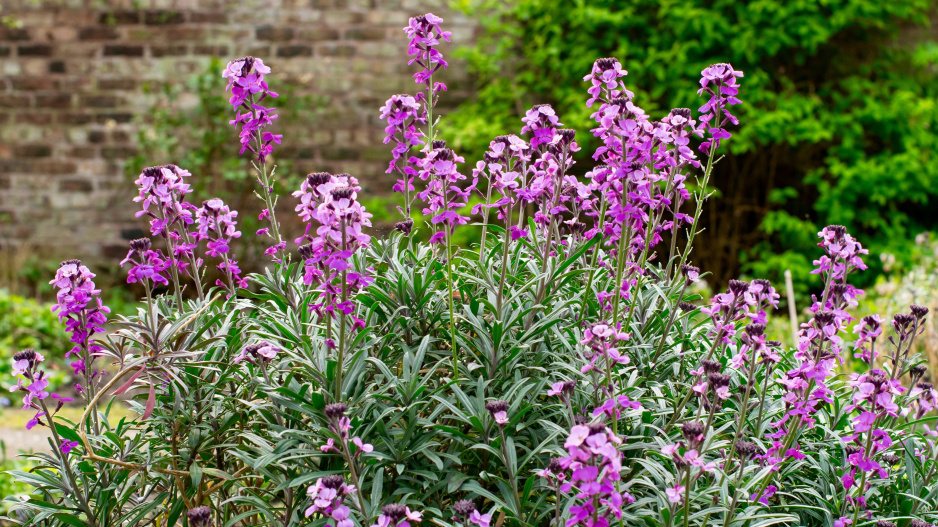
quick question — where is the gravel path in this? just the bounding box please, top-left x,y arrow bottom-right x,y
0,427 -> 52,455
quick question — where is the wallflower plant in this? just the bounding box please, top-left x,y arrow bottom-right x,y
4,12 -> 937,527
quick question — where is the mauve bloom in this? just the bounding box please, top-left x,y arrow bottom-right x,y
60,439 -> 79,454
223,56 -> 282,162
187,506 -> 213,527
666,485 -> 685,504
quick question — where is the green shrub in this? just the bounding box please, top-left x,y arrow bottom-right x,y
450,0 -> 938,296
0,290 -> 70,392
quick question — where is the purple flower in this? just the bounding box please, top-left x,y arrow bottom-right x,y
555,423 -> 634,525
223,56 -> 281,163
196,198 -> 247,291
697,63 -> 744,153
305,475 -> 357,523
750,484 -> 777,506
60,439 -> 79,454
49,260 -> 109,393
404,14 -> 451,88
371,504 -> 422,527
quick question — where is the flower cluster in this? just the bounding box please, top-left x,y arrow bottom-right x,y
49,259 -> 110,396
404,14 -> 450,91
119,237 -> 170,288
304,475 -> 356,527
380,94 -> 425,200
9,349 -> 73,438
292,172 -> 373,327
697,63 -> 743,153
371,504 -> 423,527
132,164 -> 202,282
451,500 -> 490,527
557,423 -> 634,526
195,198 -> 247,291
320,403 -> 374,457
414,143 -> 476,245
223,56 -> 282,162
233,341 -> 280,364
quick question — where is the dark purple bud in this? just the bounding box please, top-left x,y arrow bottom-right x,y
827,224 -> 847,239
573,415 -> 588,425
548,457 -> 562,474
744,324 -> 766,337
728,279 -> 749,295
60,259 -> 82,268
307,172 -> 332,188
911,365 -> 928,379
681,421 -> 705,443
701,360 -> 722,373
394,219 -> 414,235
917,382 -> 934,391
680,264 -> 700,286
766,340 -> 782,348
844,445 -> 864,456
910,521 -> 932,527
594,57 -> 619,72
493,135 -> 511,146
867,374 -> 887,388
484,400 -> 508,416
556,129 -> 576,145
298,243 -> 314,260
432,140 -> 447,150
141,166 -> 164,179
321,475 -> 346,489
670,108 -> 692,121
735,441 -> 762,458
883,454 -> 902,466
678,302 -> 697,312
707,372 -> 731,387
894,313 -> 915,331
382,505 -> 408,523
331,187 -> 355,201
324,403 -> 348,420
14,349 -> 36,363
911,304 -> 929,320
862,314 -> 881,331
435,148 -> 453,161
187,506 -> 213,527
610,97 -> 630,110
875,521 -> 898,527
129,238 -> 151,252
586,422 -> 607,435
452,500 -> 476,518
814,311 -> 836,327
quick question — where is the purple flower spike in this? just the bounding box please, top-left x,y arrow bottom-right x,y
223,56 -> 282,163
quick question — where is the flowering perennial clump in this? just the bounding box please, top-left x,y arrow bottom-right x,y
7,11 -> 938,527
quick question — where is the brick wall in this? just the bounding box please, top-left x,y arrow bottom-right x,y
0,0 -> 474,264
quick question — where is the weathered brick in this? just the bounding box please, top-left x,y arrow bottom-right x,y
17,113 -> 54,125
191,12 -> 228,24
99,11 -> 140,25
0,177 -> 9,190
14,145 -> 53,158
69,146 -> 96,159
145,11 -> 186,25
12,77 -> 58,90
298,28 -> 339,41
49,60 -> 66,73
38,160 -> 77,175
0,28 -> 30,41
277,45 -> 312,58
88,130 -> 106,143
256,26 -> 294,41
59,113 -> 94,125
318,44 -> 356,57
95,113 -> 133,124
101,146 -> 137,159
152,45 -> 188,57
98,79 -> 137,90
18,44 -> 53,56
60,179 -> 94,192
36,93 -> 72,108
344,28 -> 386,41
79,27 -> 120,40
193,45 -> 229,56
81,95 -> 121,108
103,45 -> 144,57
0,93 -> 32,108
0,46 -> 10,57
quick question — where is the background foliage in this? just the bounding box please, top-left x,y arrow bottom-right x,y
448,0 -> 938,296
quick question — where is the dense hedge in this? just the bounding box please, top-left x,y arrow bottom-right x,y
448,0 -> 938,294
